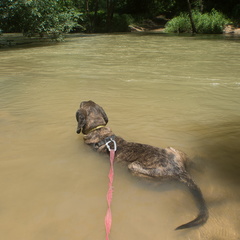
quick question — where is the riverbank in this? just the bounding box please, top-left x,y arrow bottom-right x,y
129,22 -> 240,34
223,25 -> 240,34
1,25 -> 240,48
0,33 -> 59,48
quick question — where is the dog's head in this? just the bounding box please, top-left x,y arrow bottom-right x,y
76,100 -> 108,134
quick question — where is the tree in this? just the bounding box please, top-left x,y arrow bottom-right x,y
106,0 -> 115,31
0,0 -> 81,37
186,0 -> 197,33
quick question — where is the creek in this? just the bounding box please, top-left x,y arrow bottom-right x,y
0,32 -> 240,239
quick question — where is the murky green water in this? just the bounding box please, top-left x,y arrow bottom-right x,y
1,33 -> 240,240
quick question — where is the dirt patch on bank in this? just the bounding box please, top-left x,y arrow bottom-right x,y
223,25 -> 240,34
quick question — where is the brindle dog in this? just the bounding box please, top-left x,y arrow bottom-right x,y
76,100 -> 208,230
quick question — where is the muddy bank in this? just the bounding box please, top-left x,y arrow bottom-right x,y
0,33 -> 59,48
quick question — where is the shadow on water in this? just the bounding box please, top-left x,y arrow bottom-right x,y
0,33 -> 93,51
192,119 -> 240,185
2,32 -> 239,51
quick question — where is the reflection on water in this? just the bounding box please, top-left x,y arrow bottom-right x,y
0,33 -> 240,240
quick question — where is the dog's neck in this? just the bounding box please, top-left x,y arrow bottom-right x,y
83,126 -> 114,147
84,125 -> 106,135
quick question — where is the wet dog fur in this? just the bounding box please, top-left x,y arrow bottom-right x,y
76,100 -> 208,230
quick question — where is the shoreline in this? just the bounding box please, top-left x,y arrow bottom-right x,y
1,26 -> 240,48
129,24 -> 240,34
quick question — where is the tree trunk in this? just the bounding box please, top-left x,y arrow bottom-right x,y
85,0 -> 89,12
85,0 -> 94,32
187,0 -> 197,33
93,0 -> 99,31
199,0 -> 204,12
106,0 -> 114,32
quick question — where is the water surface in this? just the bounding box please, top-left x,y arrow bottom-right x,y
1,33 -> 240,240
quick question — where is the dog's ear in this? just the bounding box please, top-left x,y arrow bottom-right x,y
76,109 -> 87,134
98,105 -> 108,124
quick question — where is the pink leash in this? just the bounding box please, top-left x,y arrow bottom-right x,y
105,139 -> 117,240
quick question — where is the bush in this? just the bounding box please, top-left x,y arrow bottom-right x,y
165,9 -> 229,34
196,9 -> 229,34
164,12 -> 191,33
111,14 -> 134,32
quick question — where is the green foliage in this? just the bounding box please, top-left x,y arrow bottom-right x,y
111,14 -> 134,32
164,12 -> 191,33
80,11 -> 134,33
79,11 -> 106,33
195,9 -> 229,34
0,0 -> 82,38
165,9 -> 229,34
0,0 -> 238,34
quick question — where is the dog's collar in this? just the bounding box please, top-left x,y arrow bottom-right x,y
84,125 -> 106,135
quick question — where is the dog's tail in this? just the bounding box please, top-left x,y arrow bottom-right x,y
175,174 -> 208,230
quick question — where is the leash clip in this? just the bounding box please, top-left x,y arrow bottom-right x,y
106,138 -> 117,152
